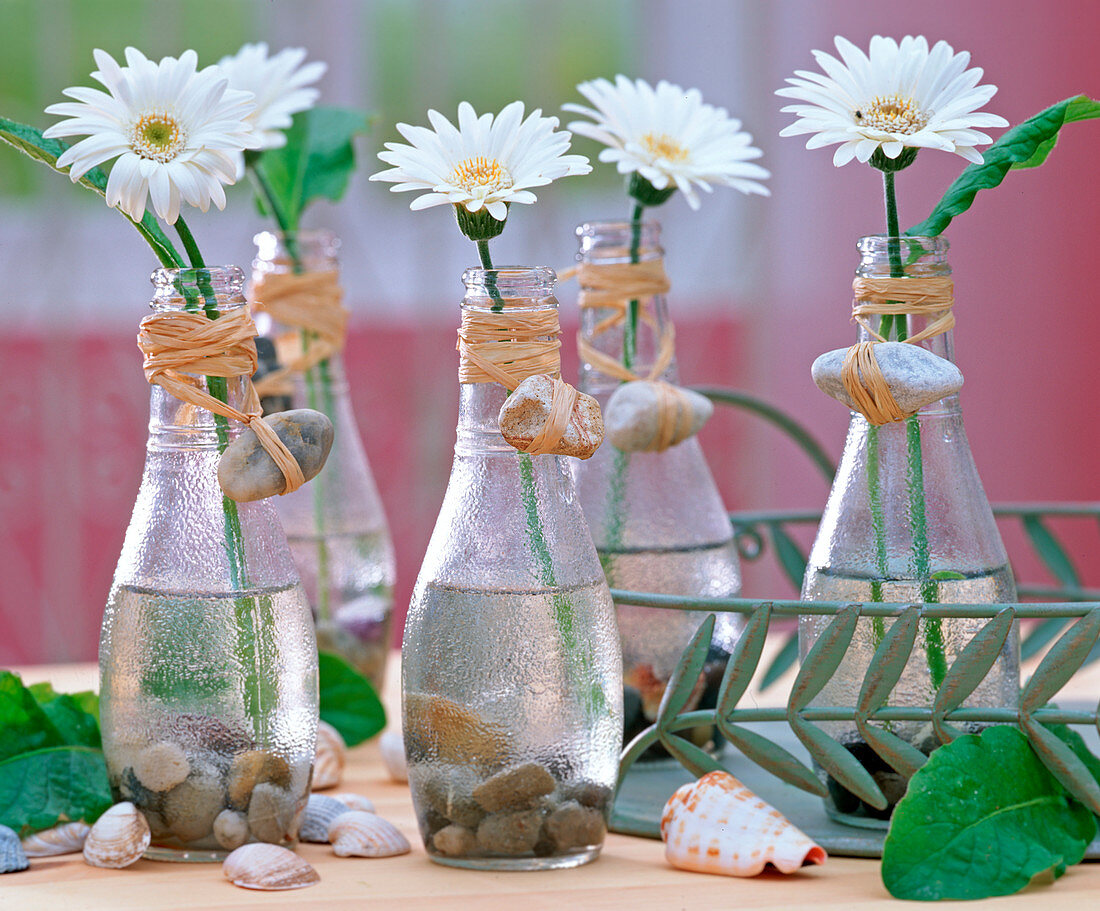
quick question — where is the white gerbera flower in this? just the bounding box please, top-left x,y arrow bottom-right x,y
564,75 -> 770,208
777,35 -> 1008,166
217,42 -> 326,151
369,100 -> 591,222
44,47 -> 258,224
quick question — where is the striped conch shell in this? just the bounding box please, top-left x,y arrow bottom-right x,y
22,821 -> 91,857
605,380 -> 712,453
299,794 -> 349,843
82,802 -> 151,869
327,811 -> 410,858
0,824 -> 29,873
332,792 -> 375,814
311,721 -> 346,791
223,843 -> 320,890
661,771 -> 826,876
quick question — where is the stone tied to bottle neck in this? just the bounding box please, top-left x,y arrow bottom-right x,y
249,269 -> 349,398
137,307 -> 306,494
842,275 -> 956,425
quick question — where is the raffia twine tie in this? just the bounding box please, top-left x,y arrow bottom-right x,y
457,304 -> 577,456
137,307 -> 306,494
843,276 -> 955,425
250,270 -> 348,398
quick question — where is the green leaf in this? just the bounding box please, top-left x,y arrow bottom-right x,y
0,116 -> 181,266
882,726 -> 1097,901
250,106 -> 368,231
0,671 -> 65,762
0,746 -> 113,838
1022,515 -> 1083,590
27,683 -> 101,749
318,650 -> 386,747
759,631 -> 799,692
908,95 -> 1100,237
768,524 -> 807,590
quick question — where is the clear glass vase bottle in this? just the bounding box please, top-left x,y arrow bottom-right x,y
572,220 -> 743,757
402,267 -> 622,871
800,235 -> 1019,827
100,267 -> 318,862
251,230 -> 396,692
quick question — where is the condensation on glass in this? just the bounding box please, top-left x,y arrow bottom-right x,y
99,267 -> 318,861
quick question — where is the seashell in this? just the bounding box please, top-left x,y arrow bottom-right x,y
133,741 -> 191,792
311,721 -> 346,791
213,810 -> 250,851
498,374 -> 604,459
299,794 -> 349,843
0,824 -> 29,873
379,730 -> 408,783
247,782 -> 299,845
327,811 -> 410,858
21,821 -> 91,857
83,802 -> 151,869
218,409 -> 334,502
812,342 -> 963,420
223,843 -> 320,891
228,749 -> 292,810
605,380 -> 712,453
332,792 -> 375,814
661,771 -> 826,876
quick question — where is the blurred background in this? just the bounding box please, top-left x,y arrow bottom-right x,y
1,0 -> 1098,665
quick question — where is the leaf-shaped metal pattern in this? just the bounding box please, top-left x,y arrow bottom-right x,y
1023,515 -> 1082,589
788,605 -> 861,713
769,523 -> 808,590
931,608 -> 1015,744
1021,609 -> 1100,715
856,606 -> 921,719
656,614 -> 715,732
860,725 -> 927,779
1022,719 -> 1100,815
715,605 -> 772,719
759,632 -> 799,692
718,721 -> 826,796
788,716 -> 887,809
660,733 -> 726,778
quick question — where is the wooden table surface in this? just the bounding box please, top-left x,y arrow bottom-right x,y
7,658 -> 1100,911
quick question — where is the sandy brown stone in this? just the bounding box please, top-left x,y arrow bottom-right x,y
498,374 -> 603,460
476,809 -> 544,855
218,409 -> 334,502
227,750 -> 292,811
432,824 -> 478,857
544,800 -> 606,849
473,763 -> 555,813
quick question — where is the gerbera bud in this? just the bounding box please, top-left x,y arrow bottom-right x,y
627,172 -> 677,208
454,204 -> 508,242
869,146 -> 919,173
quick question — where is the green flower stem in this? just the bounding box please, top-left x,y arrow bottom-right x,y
867,425 -> 888,646
247,161 -> 302,265
623,202 -> 645,369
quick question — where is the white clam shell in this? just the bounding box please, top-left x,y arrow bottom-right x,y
327,810 -> 410,858
223,843 -> 320,891
82,802 -> 151,869
332,793 -> 375,813
311,721 -> 346,791
299,794 -> 349,843
1,824 -> 29,873
379,730 -> 408,783
605,380 -> 712,452
661,771 -> 826,876
22,821 -> 91,857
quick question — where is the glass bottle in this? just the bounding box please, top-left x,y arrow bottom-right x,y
100,267 -> 318,862
402,267 -> 622,871
251,231 -> 396,692
572,220 -> 743,757
800,235 -> 1019,827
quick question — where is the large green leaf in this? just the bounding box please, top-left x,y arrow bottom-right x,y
318,650 -> 386,747
908,95 -> 1100,237
882,726 -> 1096,901
768,523 -> 807,590
0,116 -> 180,265
251,106 -> 368,231
27,682 -> 101,749
0,672 -> 65,762
0,746 -> 113,838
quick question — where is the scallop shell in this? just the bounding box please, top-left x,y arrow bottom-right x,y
327,811 -> 410,858
605,380 -> 712,453
21,821 -> 91,857
379,730 -> 408,783
83,802 -> 151,869
311,721 -> 346,791
1,824 -> 29,873
223,843 -> 320,891
331,793 -> 375,813
661,771 -> 826,876
299,794 -> 349,843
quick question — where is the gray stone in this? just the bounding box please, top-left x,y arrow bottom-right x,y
162,772 -> 224,844
544,800 -> 606,850
133,741 -> 190,793
812,342 -> 964,417
217,408 -> 334,502
431,824 -> 478,858
473,763 -> 555,813
213,809 -> 249,851
559,780 -> 612,811
247,783 -> 299,845
419,764 -> 486,828
605,380 -> 712,453
475,809 -> 544,855
498,374 -> 604,460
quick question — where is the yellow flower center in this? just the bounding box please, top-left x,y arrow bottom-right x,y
129,112 -> 187,162
854,94 -> 931,135
641,132 -> 690,163
449,156 -> 513,195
